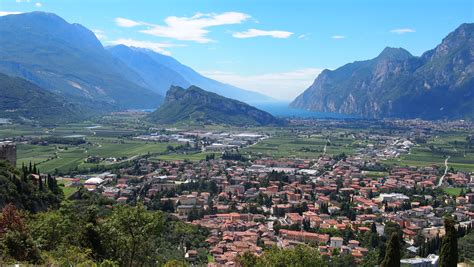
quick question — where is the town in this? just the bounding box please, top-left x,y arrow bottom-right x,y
10,118 -> 467,266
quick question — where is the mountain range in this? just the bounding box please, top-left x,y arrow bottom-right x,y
291,23 -> 474,120
149,86 -> 281,126
0,11 -> 271,116
0,11 -> 472,122
0,12 -> 161,109
0,73 -> 85,123
108,45 -> 272,103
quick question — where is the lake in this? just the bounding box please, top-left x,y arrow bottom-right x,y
252,102 -> 358,119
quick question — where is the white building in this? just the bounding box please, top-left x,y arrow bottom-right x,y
400,254 -> 439,267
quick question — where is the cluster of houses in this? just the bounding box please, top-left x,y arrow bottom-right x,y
55,119 -> 474,266
59,149 -> 474,266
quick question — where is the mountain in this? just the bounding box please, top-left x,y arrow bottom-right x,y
0,73 -> 86,123
290,23 -> 474,120
107,45 -> 190,96
0,12 -> 162,109
108,45 -> 274,103
148,86 -> 282,126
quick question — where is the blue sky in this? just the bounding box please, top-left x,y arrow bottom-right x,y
1,0 -> 473,100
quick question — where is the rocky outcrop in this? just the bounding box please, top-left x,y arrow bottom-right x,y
148,86 -> 282,126
290,23 -> 474,120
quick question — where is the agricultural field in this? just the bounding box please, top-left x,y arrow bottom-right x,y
17,137 -> 175,174
150,152 -> 217,161
242,133 -> 355,158
6,117 -> 474,175
443,187 -> 464,197
383,132 -> 474,172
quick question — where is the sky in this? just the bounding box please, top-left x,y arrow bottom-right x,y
0,0 -> 473,100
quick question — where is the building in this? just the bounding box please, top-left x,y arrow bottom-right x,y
330,237 -> 343,248
279,229 -> 329,245
400,254 -> 439,267
84,177 -> 105,191
0,141 -> 16,166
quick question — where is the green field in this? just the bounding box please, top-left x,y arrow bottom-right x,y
6,118 -> 474,175
443,187 -> 464,197
57,180 -> 79,199
17,139 -> 175,173
242,134 -> 354,158
150,152 -> 217,161
383,133 -> 474,172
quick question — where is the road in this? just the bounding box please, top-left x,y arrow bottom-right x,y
436,156 -> 450,187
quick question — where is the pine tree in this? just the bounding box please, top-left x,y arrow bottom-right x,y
381,233 -> 401,267
32,164 -> 37,175
371,222 -> 377,233
439,217 -> 458,267
38,176 -> 43,191
22,172 -> 27,183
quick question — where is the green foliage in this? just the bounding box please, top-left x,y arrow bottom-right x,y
0,160 -> 63,212
459,231 -> 474,263
381,233 -> 401,267
101,204 -> 165,266
439,217 -> 458,267
237,245 -> 325,267
222,150 -> 246,161
0,73 -> 87,124
0,204 -> 42,264
149,86 -> 282,126
18,201 -> 209,265
163,260 -> 188,267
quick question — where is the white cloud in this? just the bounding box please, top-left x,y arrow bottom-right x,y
199,68 -> 323,100
390,28 -> 415,34
92,29 -> 106,40
115,17 -> 141,28
331,35 -> 345,39
107,38 -> 183,56
0,11 -> 22,16
116,12 -> 250,43
15,0 -> 31,3
232,28 -> 293,39
35,2 -> 42,7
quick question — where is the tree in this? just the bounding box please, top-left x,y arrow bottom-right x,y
381,233 -> 400,267
163,259 -> 188,267
237,251 -> 258,267
102,204 -> 165,266
361,250 -> 379,267
0,204 -> 41,263
439,217 -> 458,267
458,232 -> 474,263
249,245 -> 325,267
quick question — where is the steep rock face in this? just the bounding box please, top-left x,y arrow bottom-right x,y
0,12 -> 161,109
149,86 -> 282,126
290,23 -> 474,119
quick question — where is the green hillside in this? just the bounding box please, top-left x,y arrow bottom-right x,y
0,73 -> 87,123
149,86 -> 282,126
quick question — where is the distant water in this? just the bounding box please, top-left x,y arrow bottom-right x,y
134,102 -> 357,119
253,102 -> 358,119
